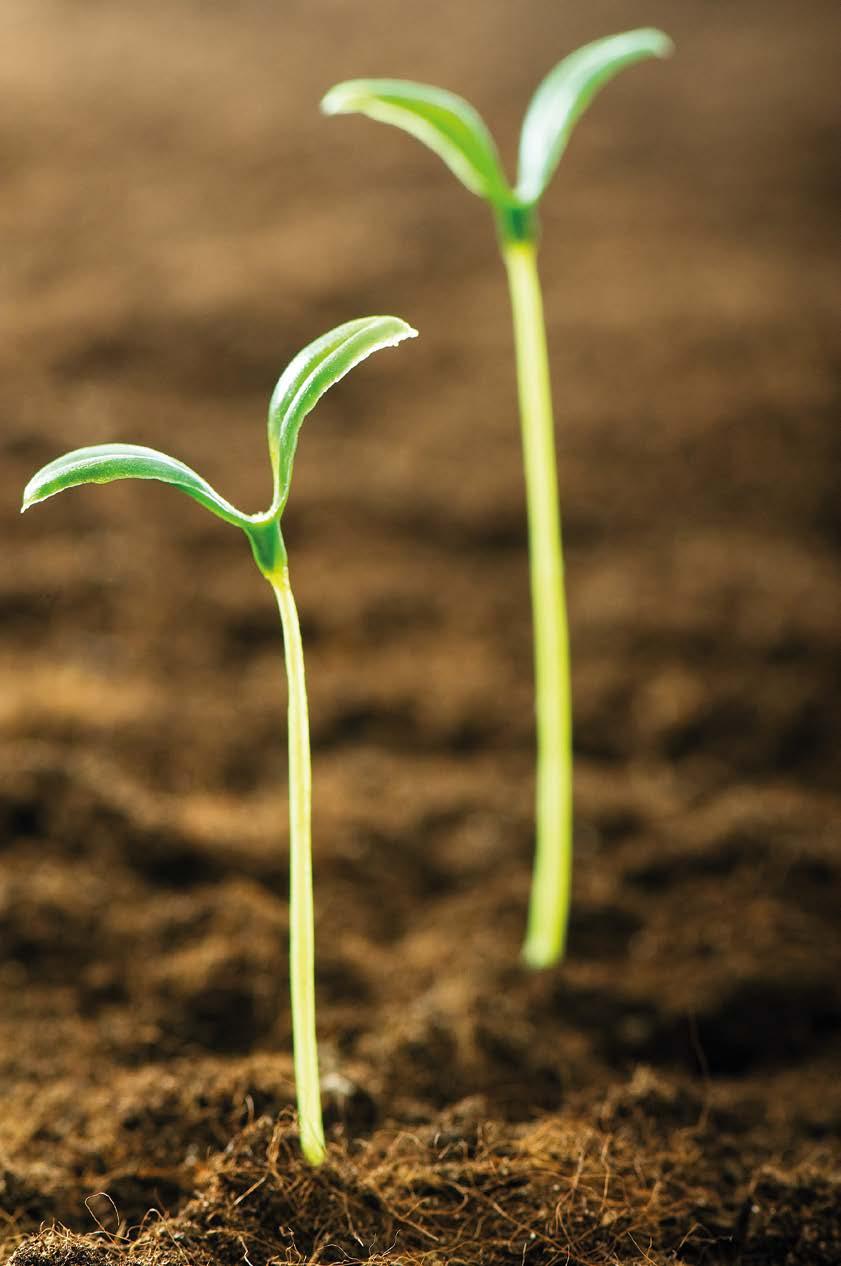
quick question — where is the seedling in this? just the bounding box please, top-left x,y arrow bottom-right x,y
21,315 -> 417,1165
323,29 -> 672,968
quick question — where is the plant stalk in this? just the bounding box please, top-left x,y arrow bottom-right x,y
501,236 -> 573,968
271,566 -> 326,1165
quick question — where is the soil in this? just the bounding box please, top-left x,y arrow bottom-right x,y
1,2 -> 839,1263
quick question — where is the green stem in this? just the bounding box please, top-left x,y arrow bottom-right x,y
270,566 -> 326,1165
501,236 -> 573,969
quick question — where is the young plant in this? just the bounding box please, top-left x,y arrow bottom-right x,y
323,29 -> 672,968
21,315 -> 416,1165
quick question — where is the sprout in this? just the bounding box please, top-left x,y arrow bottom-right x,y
22,315 -> 417,1164
323,30 -> 673,968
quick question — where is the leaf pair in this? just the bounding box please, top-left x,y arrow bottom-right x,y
322,29 -> 672,218
22,316 -> 416,557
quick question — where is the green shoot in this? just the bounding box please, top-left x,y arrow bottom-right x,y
21,315 -> 417,1164
323,30 -> 672,969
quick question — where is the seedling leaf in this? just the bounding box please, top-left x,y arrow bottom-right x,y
516,28 -> 673,205
21,443 -> 249,528
321,79 -> 511,204
267,315 -> 416,513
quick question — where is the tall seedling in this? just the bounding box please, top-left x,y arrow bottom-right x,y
22,316 -> 416,1164
323,30 -> 672,967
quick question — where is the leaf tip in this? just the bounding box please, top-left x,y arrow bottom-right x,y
320,83 -> 355,116
20,483 -> 40,514
644,27 -> 675,60
367,315 -> 418,351
394,320 -> 419,344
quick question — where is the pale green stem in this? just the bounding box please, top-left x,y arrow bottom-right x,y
502,238 -> 573,968
270,566 -> 326,1165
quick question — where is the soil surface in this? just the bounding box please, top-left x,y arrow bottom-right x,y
1,2 -> 839,1263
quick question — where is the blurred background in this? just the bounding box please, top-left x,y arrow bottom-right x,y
1,0 -> 839,1259
3,0 -> 838,781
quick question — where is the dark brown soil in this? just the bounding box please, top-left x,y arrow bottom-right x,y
2,2 -> 839,1263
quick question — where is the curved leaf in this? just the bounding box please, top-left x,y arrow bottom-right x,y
21,443 -> 250,528
517,28 -> 673,205
268,316 -> 417,514
321,79 -> 511,204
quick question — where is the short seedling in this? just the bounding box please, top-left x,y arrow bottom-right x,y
323,30 -> 672,968
21,316 -> 417,1165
